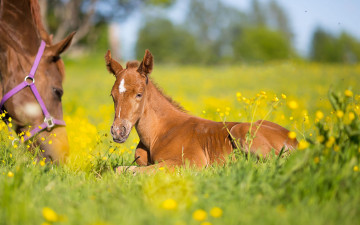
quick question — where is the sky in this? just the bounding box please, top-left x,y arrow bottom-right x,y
117,0 -> 360,60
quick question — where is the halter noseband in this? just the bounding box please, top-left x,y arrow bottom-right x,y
0,40 -> 66,142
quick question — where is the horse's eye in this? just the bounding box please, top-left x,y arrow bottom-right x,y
53,88 -> 63,100
136,93 -> 143,99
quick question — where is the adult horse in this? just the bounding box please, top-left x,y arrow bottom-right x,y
105,50 -> 298,173
0,0 -> 75,163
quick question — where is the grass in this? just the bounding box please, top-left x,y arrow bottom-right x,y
1,55 -> 360,225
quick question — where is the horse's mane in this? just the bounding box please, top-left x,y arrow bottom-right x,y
150,78 -> 187,113
29,0 -> 51,43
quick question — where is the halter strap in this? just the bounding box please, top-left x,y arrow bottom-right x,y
0,40 -> 66,143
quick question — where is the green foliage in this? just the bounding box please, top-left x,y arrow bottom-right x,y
136,18 -> 200,64
232,26 -> 296,62
136,0 -> 296,64
310,27 -> 360,63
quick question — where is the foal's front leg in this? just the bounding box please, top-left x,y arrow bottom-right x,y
134,141 -> 150,166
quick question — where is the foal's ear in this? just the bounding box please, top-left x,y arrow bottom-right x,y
48,31 -> 76,56
105,50 -> 123,76
137,49 -> 153,76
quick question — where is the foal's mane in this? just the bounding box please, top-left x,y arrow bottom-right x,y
126,59 -> 186,112
150,78 -> 187,113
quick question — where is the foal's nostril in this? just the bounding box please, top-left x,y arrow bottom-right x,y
120,126 -> 126,137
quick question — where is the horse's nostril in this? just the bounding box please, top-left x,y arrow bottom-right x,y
120,126 -> 126,137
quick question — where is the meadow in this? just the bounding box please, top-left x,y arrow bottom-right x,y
1,55 -> 360,225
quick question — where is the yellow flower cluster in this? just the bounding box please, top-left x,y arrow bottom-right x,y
192,207 -> 223,223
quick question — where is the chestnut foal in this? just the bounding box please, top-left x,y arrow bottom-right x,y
105,50 -> 298,173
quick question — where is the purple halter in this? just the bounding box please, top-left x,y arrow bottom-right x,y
0,40 -> 66,142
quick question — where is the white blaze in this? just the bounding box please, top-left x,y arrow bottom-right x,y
23,103 -> 42,118
119,79 -> 126,93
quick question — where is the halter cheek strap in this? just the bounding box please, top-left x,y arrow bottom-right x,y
0,40 -> 66,142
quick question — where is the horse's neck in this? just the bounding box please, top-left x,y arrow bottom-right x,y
135,81 -> 189,149
0,0 -> 42,54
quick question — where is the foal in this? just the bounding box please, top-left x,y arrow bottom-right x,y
105,50 -> 298,173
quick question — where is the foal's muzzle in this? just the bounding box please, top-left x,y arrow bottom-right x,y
111,121 -> 131,143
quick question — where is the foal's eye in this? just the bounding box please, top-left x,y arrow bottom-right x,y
52,88 -> 63,100
136,93 -> 143,99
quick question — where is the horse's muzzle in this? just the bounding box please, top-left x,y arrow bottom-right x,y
111,122 -> 131,143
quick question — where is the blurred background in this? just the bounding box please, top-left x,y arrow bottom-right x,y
40,0 -> 360,64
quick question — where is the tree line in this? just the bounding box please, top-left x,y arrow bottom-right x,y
136,0 -> 360,64
42,0 -> 360,64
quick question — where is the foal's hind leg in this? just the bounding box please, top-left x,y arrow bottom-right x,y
230,122 -> 297,156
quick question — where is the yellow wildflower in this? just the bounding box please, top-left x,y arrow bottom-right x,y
281,93 -> 286,99
314,157 -> 320,164
236,92 -> 242,97
325,136 -> 335,148
42,207 -> 58,222
8,117 -> 12,122
272,96 -> 279,102
354,166 -> 359,172
336,110 -> 344,118
348,112 -> 355,121
317,135 -> 325,143
344,89 -> 353,97
315,110 -> 324,120
8,123 -> 12,128
287,100 -> 298,109
193,209 -> 207,221
7,171 -> 14,178
298,140 -> 309,150
40,161 -> 46,167
159,167 -> 165,171
210,207 -> 223,218
161,199 -> 177,210
48,140 -> 52,145
109,148 -> 115,154
288,131 -> 296,139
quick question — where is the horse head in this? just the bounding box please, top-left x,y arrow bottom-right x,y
0,0 -> 74,163
105,50 -> 153,143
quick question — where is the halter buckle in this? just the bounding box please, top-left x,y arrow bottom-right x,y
44,116 -> 55,129
12,138 -> 19,146
24,76 -> 35,85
